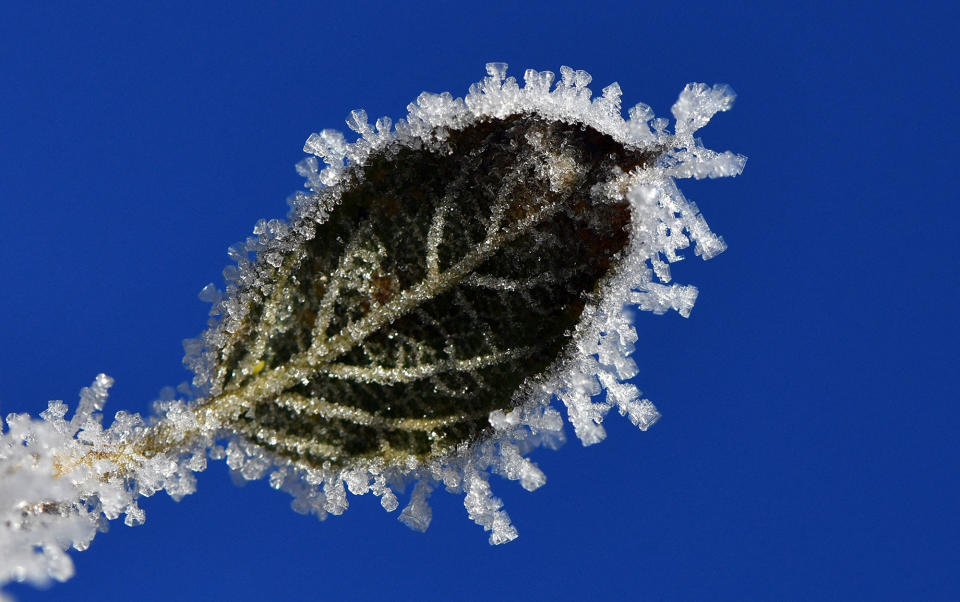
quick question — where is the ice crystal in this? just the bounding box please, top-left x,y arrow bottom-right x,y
0,63 -> 744,592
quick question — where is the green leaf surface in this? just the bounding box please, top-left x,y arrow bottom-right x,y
205,115 -> 657,470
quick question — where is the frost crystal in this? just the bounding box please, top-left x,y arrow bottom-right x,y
0,376 -> 201,590
1,63 -> 743,593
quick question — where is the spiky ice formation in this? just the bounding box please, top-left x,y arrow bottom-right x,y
1,63 -> 744,592
179,63 -> 745,542
0,376 -> 204,591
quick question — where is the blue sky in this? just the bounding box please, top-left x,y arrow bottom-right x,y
1,1 -> 956,600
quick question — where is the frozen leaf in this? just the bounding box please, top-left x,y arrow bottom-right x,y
199,115 -> 660,471
170,62 -> 743,542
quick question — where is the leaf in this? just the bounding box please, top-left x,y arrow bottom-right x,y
196,115 -> 659,470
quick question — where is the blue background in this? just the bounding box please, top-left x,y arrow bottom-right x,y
1,2 -> 956,600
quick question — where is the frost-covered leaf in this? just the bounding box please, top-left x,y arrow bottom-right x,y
200,115 -> 659,470
172,63 -> 743,540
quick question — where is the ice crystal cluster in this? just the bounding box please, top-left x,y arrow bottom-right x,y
0,63 -> 744,592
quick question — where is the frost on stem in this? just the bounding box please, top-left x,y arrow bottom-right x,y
1,63 -> 744,590
0,375 -> 201,591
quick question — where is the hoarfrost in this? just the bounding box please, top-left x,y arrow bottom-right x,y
0,376 -> 205,588
179,63 -> 741,546
1,62 -> 743,595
